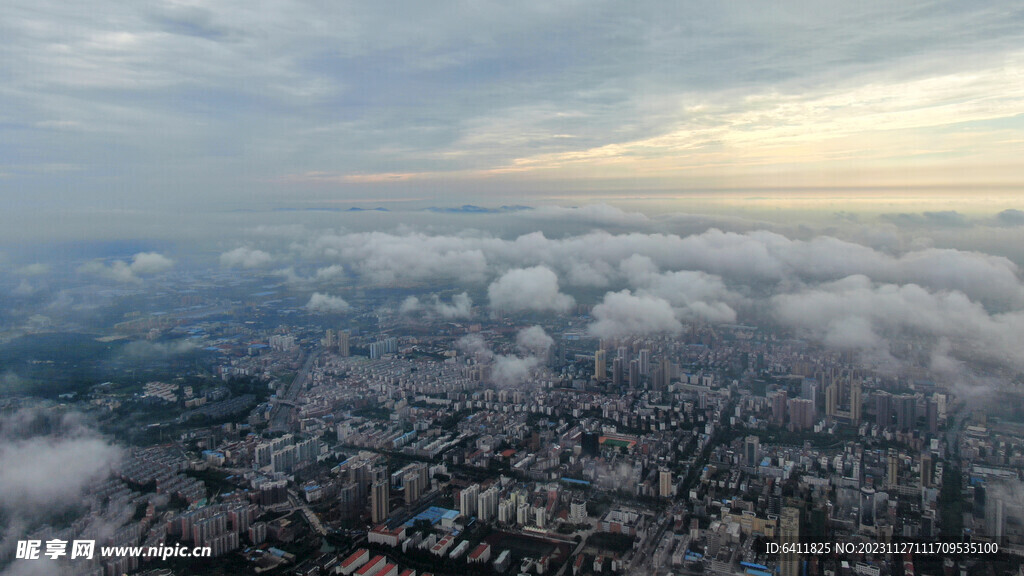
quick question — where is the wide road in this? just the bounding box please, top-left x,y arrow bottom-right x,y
289,489 -> 328,536
269,349 -> 320,432
554,520 -> 596,576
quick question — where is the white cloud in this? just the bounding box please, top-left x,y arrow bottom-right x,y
588,290 -> 683,339
0,409 -> 123,516
128,251 -> 174,275
78,251 -> 173,282
772,275 -> 1024,372
433,292 -> 473,319
122,339 -> 199,358
455,332 -> 548,387
306,292 -> 350,313
220,247 -> 273,269
314,264 -> 346,280
488,266 -> 574,313
301,231 -> 489,285
399,296 -> 422,314
456,334 -> 493,362
284,226 -> 1024,312
623,261 -> 740,323
491,355 -> 541,387
0,436 -> 122,512
516,325 -> 554,357
399,292 -> 473,319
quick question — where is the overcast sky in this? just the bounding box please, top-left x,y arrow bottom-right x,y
3,1 -> 1024,227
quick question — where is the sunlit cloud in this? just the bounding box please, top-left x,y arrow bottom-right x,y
2,0 -> 1024,218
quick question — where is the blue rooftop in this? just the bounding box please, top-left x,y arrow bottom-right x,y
404,506 -> 460,527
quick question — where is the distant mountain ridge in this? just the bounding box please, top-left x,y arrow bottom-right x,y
425,204 -> 533,214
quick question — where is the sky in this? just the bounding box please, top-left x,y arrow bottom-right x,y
3,0 -> 1024,235
3,1 -> 1024,394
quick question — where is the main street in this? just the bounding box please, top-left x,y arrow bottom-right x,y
269,349 -> 321,432
289,489 -> 328,536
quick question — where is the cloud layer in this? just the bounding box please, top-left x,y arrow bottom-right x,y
0,436 -> 122,512
589,290 -> 683,340
400,292 -> 474,319
3,1 -> 1024,225
456,328 -> 555,388
488,266 -> 575,314
0,408 -> 123,530
228,219 -> 1024,393
307,292 -> 350,313
221,247 -> 274,269
78,252 -> 174,283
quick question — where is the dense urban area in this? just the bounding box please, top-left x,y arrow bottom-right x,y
2,266 -> 1023,576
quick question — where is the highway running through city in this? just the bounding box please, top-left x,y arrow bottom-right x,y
269,349 -> 320,432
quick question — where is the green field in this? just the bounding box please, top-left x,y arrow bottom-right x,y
602,438 -> 631,449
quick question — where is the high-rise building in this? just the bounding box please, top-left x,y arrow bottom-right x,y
825,382 -> 838,419
639,349 -> 650,376
780,507 -> 801,576
652,360 -> 665,390
371,480 -> 389,524
404,472 -> 422,505
417,463 -> 430,493
988,495 -> 1006,544
554,338 -> 567,368
338,331 -> 350,357
516,502 -> 529,525
499,500 -> 515,524
745,436 -> 759,467
895,395 -> 916,431
850,380 -> 862,424
887,449 -> 899,488
876,391 -> 892,428
271,445 -> 297,474
569,500 -> 587,524
800,378 -> 818,407
659,467 -> 673,498
478,486 -> 499,522
369,341 -> 385,360
860,487 -> 876,528
920,452 -> 933,488
772,390 -> 788,427
788,398 -> 815,431
982,481 -> 1021,545
594,349 -> 606,382
460,484 -> 480,518
269,334 -> 297,351
652,359 -> 672,390
628,359 -> 640,388
612,357 -> 623,387
255,442 -> 273,469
